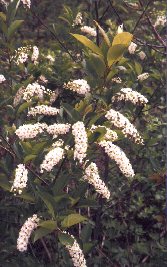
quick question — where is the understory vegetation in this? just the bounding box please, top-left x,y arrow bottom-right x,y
0,0 -> 166,266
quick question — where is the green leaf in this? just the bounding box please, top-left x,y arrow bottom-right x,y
61,213 -> 87,228
37,190 -> 56,218
58,232 -> 74,246
112,32 -> 133,46
87,53 -> 106,77
71,33 -> 103,57
0,12 -> 6,22
61,103 -> 81,122
107,44 -> 127,67
17,102 -> 32,115
7,20 -> 24,39
39,220 -> 57,230
134,61 -> 143,75
23,154 -> 36,164
33,227 -> 53,243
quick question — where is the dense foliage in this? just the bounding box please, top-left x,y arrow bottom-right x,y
0,0 -> 166,266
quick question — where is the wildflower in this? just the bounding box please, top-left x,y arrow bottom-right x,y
138,51 -> 146,60
105,109 -> 143,144
17,215 -> 39,252
47,123 -> 71,136
46,54 -> 55,62
11,164 -> 28,195
128,42 -> 137,54
137,73 -> 149,81
13,87 -> 26,107
23,82 -> 51,102
28,105 -> 60,116
73,12 -> 83,26
15,123 -> 47,141
154,15 -> 166,27
117,24 -> 123,34
65,234 -> 87,267
84,162 -> 110,199
40,147 -> 64,173
72,121 -> 88,163
13,46 -> 31,65
64,79 -> 90,96
99,141 -> 135,177
81,26 -> 97,37
31,46 -> 39,64
0,74 -> 6,83
111,77 -> 122,83
112,88 -> 148,106
21,0 -> 31,8
39,75 -> 48,84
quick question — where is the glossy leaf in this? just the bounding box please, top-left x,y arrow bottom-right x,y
61,213 -> 87,228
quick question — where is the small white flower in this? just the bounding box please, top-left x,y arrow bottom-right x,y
112,77 -> 122,83
154,15 -> 166,27
64,79 -> 90,96
15,123 -> 47,141
23,82 -> 52,102
31,46 -> 39,64
0,74 -> 6,83
17,215 -> 39,252
11,164 -> 28,195
13,87 -> 26,107
137,73 -> 149,81
21,0 -> 31,8
99,141 -> 135,177
90,125 -> 118,142
40,147 -> 64,173
73,12 -> 83,27
105,109 -> 143,144
72,121 -> 88,163
128,42 -> 137,54
138,51 -> 146,60
81,26 -> 97,37
112,88 -> 148,106
65,234 -> 87,267
117,24 -> 123,34
84,162 -> 110,199
46,54 -> 55,62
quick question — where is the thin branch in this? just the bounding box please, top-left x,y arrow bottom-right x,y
41,237 -> 52,263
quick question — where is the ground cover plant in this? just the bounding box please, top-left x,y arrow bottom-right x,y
0,0 -> 166,266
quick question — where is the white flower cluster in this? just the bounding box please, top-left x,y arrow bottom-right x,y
23,82 -> 51,102
128,42 -> 137,54
17,214 -> 39,252
0,74 -> 6,83
81,26 -> 96,37
21,0 -> 31,8
28,105 -> 60,116
90,125 -> 118,142
111,77 -> 122,83
47,123 -> 71,137
65,234 -> 87,267
64,79 -> 90,96
72,121 -> 88,163
13,46 -> 31,65
105,109 -> 143,144
46,54 -> 55,63
84,162 -> 110,199
99,141 -> 135,177
138,51 -> 146,60
11,164 -> 28,195
15,123 -> 47,141
154,15 -> 166,27
31,46 -> 39,64
112,88 -> 148,106
137,73 -> 149,81
73,12 -> 83,26
40,147 -> 64,173
13,86 -> 26,107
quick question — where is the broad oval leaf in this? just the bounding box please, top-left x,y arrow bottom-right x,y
61,213 -> 87,228
58,232 -> 74,246
112,32 -> 133,46
107,44 -> 127,67
71,33 -> 103,57
33,227 -> 53,243
39,220 -> 57,230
